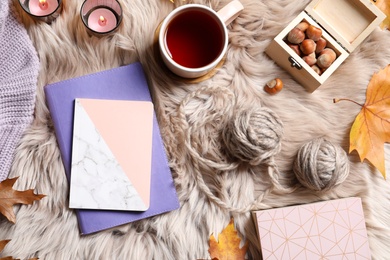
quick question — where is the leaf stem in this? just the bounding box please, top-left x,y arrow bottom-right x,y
333,98 -> 364,107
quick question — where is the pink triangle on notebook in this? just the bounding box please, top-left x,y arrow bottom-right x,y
80,98 -> 153,208
70,98 -> 153,211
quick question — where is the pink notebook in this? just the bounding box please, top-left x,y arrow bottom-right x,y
69,98 -> 154,211
253,197 -> 371,259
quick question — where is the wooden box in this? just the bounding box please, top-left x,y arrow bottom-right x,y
265,0 -> 385,92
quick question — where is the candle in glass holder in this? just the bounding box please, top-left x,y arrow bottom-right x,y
81,0 -> 123,35
87,8 -> 117,33
19,0 -> 62,21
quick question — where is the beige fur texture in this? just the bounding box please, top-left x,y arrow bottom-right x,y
1,0 -> 390,259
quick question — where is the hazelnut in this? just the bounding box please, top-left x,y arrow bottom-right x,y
315,38 -> 327,54
311,64 -> 322,75
300,39 -> 316,55
287,43 -> 301,56
319,48 -> 337,61
295,21 -> 309,32
287,28 -> 305,44
264,78 -> 283,95
302,52 -> 317,66
306,25 -> 322,41
317,53 -> 336,68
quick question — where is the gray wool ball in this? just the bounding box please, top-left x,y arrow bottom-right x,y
222,107 -> 284,165
293,137 -> 350,191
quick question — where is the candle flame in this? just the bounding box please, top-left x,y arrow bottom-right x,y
98,16 -> 107,26
39,0 -> 48,10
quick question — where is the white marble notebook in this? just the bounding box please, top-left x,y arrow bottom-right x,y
69,98 -> 154,211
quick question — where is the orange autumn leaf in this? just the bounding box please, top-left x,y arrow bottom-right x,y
334,65 -> 390,179
0,240 -> 10,253
208,219 -> 248,260
0,239 -> 39,260
0,177 -> 45,223
0,240 -> 12,260
373,0 -> 390,30
0,256 -> 13,260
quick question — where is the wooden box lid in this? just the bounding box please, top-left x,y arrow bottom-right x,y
305,0 -> 385,53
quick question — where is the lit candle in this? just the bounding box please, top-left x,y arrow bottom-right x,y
28,0 -> 58,16
87,8 -> 117,33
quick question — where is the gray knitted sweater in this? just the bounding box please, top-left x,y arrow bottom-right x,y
0,1 -> 40,182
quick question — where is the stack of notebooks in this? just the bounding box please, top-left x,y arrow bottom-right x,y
45,63 -> 180,235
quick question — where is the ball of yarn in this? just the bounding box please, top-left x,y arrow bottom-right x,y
222,107 -> 284,165
293,138 -> 350,191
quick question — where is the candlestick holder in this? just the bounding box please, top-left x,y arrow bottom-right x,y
80,0 -> 123,36
18,0 -> 62,23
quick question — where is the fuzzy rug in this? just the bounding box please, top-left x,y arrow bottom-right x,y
1,0 -> 390,259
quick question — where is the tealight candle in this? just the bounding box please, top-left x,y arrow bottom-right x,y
19,0 -> 62,22
87,8 -> 117,33
81,0 -> 123,36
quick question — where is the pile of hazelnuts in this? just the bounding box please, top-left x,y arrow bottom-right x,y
285,21 -> 337,75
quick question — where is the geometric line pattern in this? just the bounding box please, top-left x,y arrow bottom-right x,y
254,197 -> 371,259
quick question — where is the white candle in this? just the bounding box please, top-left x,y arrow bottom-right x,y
28,0 -> 58,16
87,8 -> 118,33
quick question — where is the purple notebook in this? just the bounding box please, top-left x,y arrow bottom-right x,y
44,63 -> 180,235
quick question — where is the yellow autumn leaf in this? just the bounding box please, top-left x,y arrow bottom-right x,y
334,65 -> 390,179
373,0 -> 390,30
208,218 -> 248,260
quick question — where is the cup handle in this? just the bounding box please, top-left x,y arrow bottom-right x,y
217,0 -> 244,26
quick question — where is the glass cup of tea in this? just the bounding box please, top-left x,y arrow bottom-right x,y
158,1 -> 244,79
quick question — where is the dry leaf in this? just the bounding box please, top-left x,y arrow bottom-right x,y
208,218 -> 248,260
0,177 -> 45,223
0,240 -> 10,253
0,254 -> 37,259
0,240 -> 12,260
373,0 -> 390,30
0,240 -> 39,260
334,65 -> 390,179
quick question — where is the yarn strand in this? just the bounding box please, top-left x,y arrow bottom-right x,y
178,85 -> 294,213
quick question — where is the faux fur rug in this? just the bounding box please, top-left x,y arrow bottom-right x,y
1,0 -> 390,259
